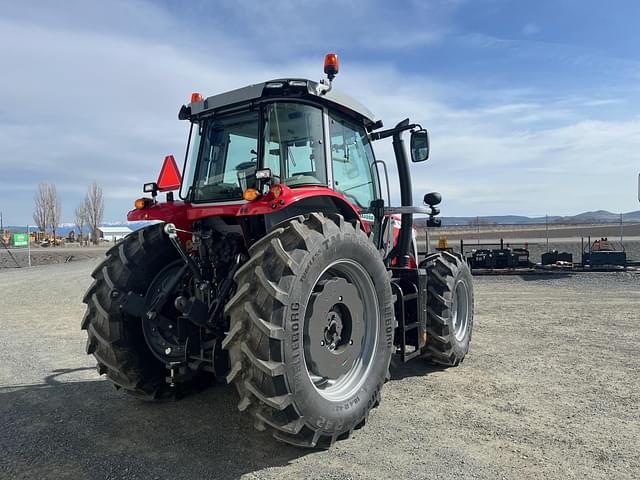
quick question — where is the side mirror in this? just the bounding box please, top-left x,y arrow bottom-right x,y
410,129 -> 430,162
424,192 -> 441,206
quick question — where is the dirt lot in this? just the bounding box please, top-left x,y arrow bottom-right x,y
0,246 -> 108,269
1,259 -> 639,479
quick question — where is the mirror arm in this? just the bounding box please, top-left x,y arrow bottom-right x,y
390,119 -> 413,268
369,122 -> 418,141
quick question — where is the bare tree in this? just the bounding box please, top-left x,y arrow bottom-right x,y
33,182 -> 49,234
74,202 -> 88,245
47,184 -> 61,242
84,181 -> 104,245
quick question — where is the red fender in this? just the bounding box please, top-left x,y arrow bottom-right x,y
127,185 -> 365,241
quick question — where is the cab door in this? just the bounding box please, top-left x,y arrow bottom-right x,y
328,112 -> 378,212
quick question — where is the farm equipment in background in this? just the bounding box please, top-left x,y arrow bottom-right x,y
541,250 -> 574,269
469,249 -> 493,269
511,248 -> 531,268
492,248 -> 512,269
462,239 -> 532,272
582,237 -> 626,270
81,54 -> 474,448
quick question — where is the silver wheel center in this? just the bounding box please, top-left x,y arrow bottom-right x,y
303,259 -> 379,402
452,280 -> 470,342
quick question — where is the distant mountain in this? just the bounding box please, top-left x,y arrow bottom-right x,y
553,210 -> 640,224
416,210 -> 640,227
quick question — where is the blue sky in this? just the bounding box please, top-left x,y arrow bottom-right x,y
1,0 -> 640,225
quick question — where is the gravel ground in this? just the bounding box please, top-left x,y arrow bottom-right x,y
0,246 -> 108,269
1,259 -> 639,479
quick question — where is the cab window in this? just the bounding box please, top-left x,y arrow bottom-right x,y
192,110 -> 259,202
263,103 -> 327,187
180,123 -> 201,200
329,113 -> 377,210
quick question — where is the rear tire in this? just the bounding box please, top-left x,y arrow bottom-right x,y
422,251 -> 474,366
81,223 -> 180,400
224,213 -> 394,448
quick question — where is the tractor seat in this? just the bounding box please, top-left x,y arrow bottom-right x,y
285,174 -> 324,187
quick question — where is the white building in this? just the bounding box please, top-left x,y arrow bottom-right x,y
98,226 -> 133,242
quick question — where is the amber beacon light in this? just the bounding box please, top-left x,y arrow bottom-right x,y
324,53 -> 339,80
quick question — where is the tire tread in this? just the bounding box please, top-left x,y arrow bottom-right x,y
81,223 -> 178,401
224,213 -> 390,448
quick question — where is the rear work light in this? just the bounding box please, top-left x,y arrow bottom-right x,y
143,182 -> 158,194
255,169 -> 272,180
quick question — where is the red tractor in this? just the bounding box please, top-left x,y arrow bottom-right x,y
82,54 -> 473,448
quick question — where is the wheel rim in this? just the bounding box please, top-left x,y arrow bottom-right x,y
303,259 -> 379,402
452,279 -> 470,341
141,261 -> 189,362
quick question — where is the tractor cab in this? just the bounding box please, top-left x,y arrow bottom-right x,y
182,93 -> 373,209
180,75 -> 381,205
134,54 -> 437,268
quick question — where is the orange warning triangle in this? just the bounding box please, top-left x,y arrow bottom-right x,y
157,155 -> 182,191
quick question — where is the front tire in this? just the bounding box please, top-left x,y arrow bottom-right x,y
422,251 -> 474,366
223,213 -> 394,448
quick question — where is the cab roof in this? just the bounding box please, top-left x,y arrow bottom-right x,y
188,79 -> 376,126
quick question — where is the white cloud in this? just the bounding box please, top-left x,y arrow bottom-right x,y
205,0 -> 459,52
1,0 -> 639,225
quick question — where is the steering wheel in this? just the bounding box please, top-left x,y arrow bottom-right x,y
196,183 -> 242,199
235,161 -> 256,171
